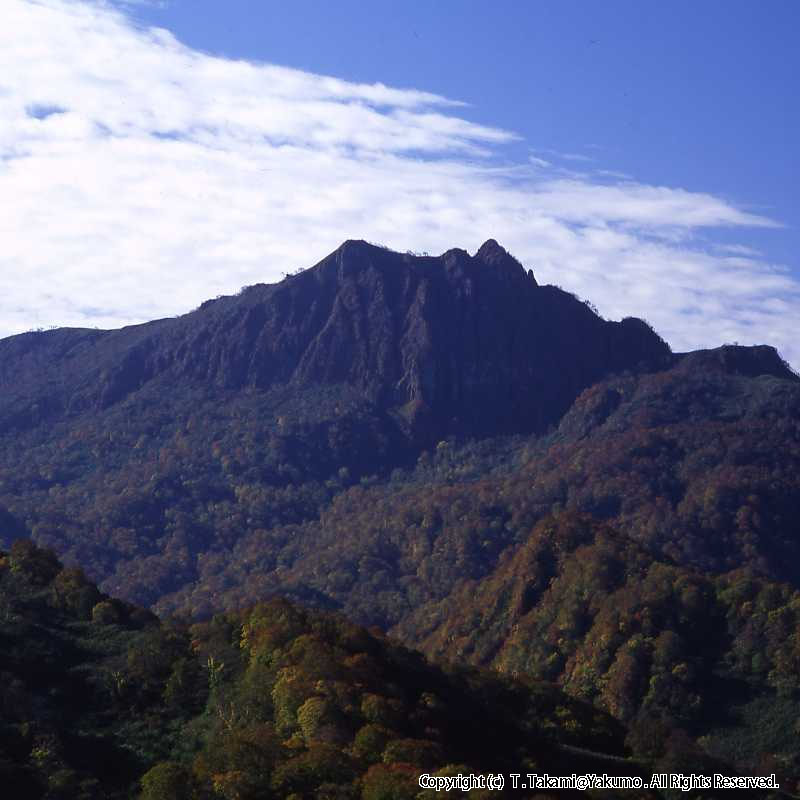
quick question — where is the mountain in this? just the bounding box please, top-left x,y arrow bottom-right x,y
137,340 -> 800,624
0,239 -> 671,607
2,238 -> 799,792
0,239 -> 670,441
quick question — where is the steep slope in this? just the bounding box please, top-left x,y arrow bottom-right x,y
1,540 -> 674,800
395,513 -> 800,789
169,344 -> 800,624
0,239 -> 670,440
0,239 -> 671,606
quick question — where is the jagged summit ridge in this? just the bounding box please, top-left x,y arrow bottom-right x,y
473,238 -> 534,282
322,238 -> 533,283
1,239 -> 669,440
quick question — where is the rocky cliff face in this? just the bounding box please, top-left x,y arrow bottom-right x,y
0,239 -> 672,441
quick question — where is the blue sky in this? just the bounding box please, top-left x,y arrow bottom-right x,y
127,1 -> 798,229
2,0 -> 798,365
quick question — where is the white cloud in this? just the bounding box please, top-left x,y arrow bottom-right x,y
1,0 -> 799,369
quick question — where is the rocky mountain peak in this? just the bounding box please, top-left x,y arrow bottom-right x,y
0,239 -> 672,441
473,239 -> 534,284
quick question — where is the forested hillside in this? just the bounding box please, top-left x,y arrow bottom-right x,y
398,513 -> 800,789
1,241 -> 799,794
2,541 -> 692,800
0,240 -> 672,609
125,340 -> 799,629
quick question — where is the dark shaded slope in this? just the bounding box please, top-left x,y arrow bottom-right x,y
0,540 -> 163,799
396,513 -> 800,790
178,344 -> 800,629
0,239 -> 670,441
0,540 -> 674,800
548,344 -> 800,582
0,239 -> 671,606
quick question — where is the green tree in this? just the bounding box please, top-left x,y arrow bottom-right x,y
140,761 -> 193,800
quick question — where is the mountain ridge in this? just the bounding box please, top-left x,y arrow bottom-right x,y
0,239 -> 795,616
0,239 -> 673,442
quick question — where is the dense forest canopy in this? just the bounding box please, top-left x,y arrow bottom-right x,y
1,540 -> 688,800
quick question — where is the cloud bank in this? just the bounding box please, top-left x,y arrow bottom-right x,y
2,0 -> 798,368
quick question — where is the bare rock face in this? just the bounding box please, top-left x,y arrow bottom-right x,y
0,239 -> 674,442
